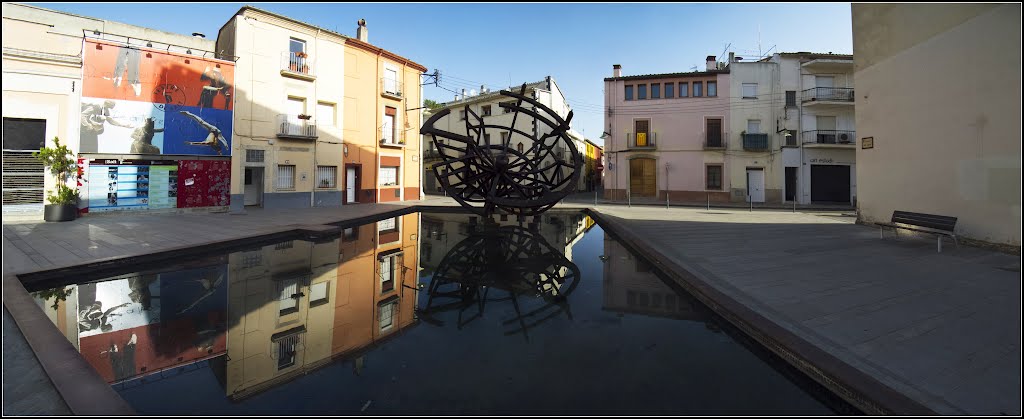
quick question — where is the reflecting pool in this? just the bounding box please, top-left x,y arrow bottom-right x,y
25,210 -> 851,415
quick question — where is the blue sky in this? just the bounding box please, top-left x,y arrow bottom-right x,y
32,2 -> 853,145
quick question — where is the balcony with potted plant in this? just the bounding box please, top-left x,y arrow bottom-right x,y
281,51 -> 315,81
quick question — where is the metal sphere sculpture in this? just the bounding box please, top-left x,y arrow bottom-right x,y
421,84 -> 583,217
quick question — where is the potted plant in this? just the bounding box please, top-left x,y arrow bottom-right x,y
33,137 -> 80,222
298,114 -> 312,120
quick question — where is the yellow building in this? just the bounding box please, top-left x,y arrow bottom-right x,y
342,22 -> 426,204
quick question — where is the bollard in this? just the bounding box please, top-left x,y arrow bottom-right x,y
707,193 -> 710,211
749,200 -> 752,212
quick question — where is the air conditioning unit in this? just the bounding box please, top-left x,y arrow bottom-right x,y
839,133 -> 850,143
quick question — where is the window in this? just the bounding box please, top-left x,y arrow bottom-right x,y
516,142 -> 524,153
679,82 -> 688,97
484,133 -> 492,143
459,110 -> 466,120
275,241 -> 294,250
747,120 -> 761,134
384,68 -> 399,94
707,81 -> 717,97
379,166 -> 398,186
277,165 -> 296,190
287,97 -> 305,122
379,300 -> 397,331
665,83 -> 674,99
502,101 -> 514,114
651,83 -> 661,99
316,166 -> 337,189
278,279 -> 300,316
289,38 -> 306,54
482,105 -> 492,116
637,84 -> 647,100
693,81 -> 703,97
706,118 -> 723,146
342,227 -> 359,241
310,282 -> 329,307
500,132 -> 509,144
624,85 -> 634,101
785,91 -> 796,107
382,107 -> 396,143
241,251 -> 262,268
634,119 -> 649,147
706,165 -> 723,190
317,102 -> 335,127
377,217 -> 398,233
742,83 -> 758,99
380,255 -> 397,293
277,339 -> 297,370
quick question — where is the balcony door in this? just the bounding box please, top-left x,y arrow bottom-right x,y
286,97 -> 305,136
634,120 -> 649,147
384,68 -> 398,94
629,158 -> 656,197
706,118 -> 722,147
816,116 -> 836,143
382,107 -> 396,143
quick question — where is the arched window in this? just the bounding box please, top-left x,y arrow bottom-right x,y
517,142 -> 524,153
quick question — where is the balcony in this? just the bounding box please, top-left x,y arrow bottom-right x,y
423,149 -> 442,160
379,127 -> 406,148
802,130 -> 856,147
703,132 -> 727,149
741,133 -> 770,151
802,87 -> 854,104
381,78 -> 403,100
626,132 -> 657,150
277,114 -> 317,139
281,52 -> 316,81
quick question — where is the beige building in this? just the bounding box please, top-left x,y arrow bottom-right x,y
852,4 -> 1021,249
225,237 -> 341,399
217,7 -> 346,210
217,7 -> 425,210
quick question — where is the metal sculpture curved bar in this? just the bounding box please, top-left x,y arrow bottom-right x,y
421,84 -> 583,217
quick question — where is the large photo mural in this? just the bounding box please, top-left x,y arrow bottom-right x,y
81,39 -> 234,156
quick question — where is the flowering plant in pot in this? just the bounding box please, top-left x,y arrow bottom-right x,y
33,137 -> 80,222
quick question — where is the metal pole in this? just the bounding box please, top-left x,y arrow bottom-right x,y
707,193 -> 710,210
628,186 -> 631,207
665,163 -> 669,209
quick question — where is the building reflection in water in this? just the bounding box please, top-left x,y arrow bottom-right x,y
223,213 -> 420,400
601,234 -> 710,324
30,211 -> 603,399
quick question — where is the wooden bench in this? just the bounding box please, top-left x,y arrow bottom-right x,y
877,210 -> 958,252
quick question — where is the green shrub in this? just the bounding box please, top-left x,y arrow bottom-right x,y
32,137 -> 80,205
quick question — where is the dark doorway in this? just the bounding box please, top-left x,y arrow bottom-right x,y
3,118 -> 47,206
785,167 -> 797,201
810,165 -> 850,203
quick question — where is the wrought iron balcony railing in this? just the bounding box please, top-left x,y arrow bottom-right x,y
379,127 -> 405,147
703,131 -> 726,149
742,133 -> 770,151
381,78 -> 403,99
802,130 -> 856,145
802,87 -> 854,103
626,132 -> 657,149
281,52 -> 315,77
277,114 -> 317,139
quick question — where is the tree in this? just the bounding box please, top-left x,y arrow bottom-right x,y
423,99 -> 444,111
33,137 -> 79,205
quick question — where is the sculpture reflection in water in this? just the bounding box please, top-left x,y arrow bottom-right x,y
417,217 -> 581,341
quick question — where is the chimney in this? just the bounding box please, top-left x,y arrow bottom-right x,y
706,55 -> 716,71
728,52 -> 735,63
481,85 -> 486,94
356,19 -> 368,42
612,64 -> 621,77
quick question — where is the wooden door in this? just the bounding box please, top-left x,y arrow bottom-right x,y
629,158 -> 656,197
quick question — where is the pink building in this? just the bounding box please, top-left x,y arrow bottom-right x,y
602,57 -> 731,202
